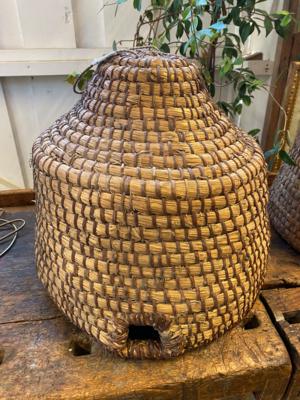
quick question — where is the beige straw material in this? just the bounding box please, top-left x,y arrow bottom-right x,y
269,131 -> 300,252
32,48 -> 270,359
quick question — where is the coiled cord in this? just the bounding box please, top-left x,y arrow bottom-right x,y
0,209 -> 25,257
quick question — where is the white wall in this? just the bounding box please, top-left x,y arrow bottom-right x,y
0,0 -> 142,189
0,0 -> 282,189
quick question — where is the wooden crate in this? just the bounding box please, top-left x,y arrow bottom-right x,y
0,209 -> 292,400
263,229 -> 300,289
262,288 -> 300,400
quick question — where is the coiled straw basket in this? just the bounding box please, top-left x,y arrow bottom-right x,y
269,131 -> 300,252
32,48 -> 270,359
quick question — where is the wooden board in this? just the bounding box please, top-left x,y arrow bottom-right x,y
262,288 -> 300,400
0,209 -> 292,400
0,189 -> 35,207
263,229 -> 300,289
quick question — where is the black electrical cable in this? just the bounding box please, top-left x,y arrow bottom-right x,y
0,211 -> 25,257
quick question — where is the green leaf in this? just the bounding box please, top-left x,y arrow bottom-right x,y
234,56 -> 243,65
191,16 -> 198,32
196,28 -> 213,38
265,143 -> 280,159
66,72 -> 78,85
183,39 -> 191,55
248,128 -> 260,137
83,69 -> 94,81
133,0 -> 142,11
217,101 -> 234,117
231,7 -> 241,26
179,41 -> 187,56
145,10 -> 153,21
170,0 -> 181,12
242,95 -> 251,106
176,22 -> 184,38
196,16 -> 202,30
264,16 -> 273,36
273,10 -> 290,16
202,67 -> 212,84
183,19 -> 191,34
238,82 -> 246,97
280,14 -> 292,27
279,149 -> 296,166
210,20 -> 226,32
274,19 -> 288,38
160,43 -> 170,53
112,40 -> 117,51
209,83 -> 215,97
182,6 -> 191,20
235,103 -> 243,114
165,29 -> 171,41
221,56 -> 233,75
77,78 -> 85,91
239,22 -> 253,43
196,0 -> 207,5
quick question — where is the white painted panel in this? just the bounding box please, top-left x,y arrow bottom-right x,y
243,0 -> 283,60
239,77 -> 272,134
0,0 -> 23,49
16,0 -> 76,48
72,0 -> 106,47
2,76 -> 79,187
0,80 -> 25,189
0,48 -> 112,76
102,1 -> 146,47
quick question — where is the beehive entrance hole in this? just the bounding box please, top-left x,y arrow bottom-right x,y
69,339 -> 92,356
128,325 -> 161,342
243,314 -> 260,330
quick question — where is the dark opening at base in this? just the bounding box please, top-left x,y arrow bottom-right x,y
69,340 -> 92,356
243,314 -> 260,330
128,325 -> 161,342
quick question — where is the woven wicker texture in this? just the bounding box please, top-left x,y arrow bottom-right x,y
32,48 -> 270,359
269,132 -> 300,252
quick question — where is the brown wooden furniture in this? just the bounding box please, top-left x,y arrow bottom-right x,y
0,189 -> 35,208
0,208 -> 292,399
262,288 -> 300,400
263,229 -> 300,289
262,1 -> 300,152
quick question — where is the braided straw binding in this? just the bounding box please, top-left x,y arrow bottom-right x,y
269,131 -> 300,252
32,48 -> 270,359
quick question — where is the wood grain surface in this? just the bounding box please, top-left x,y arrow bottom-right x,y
262,288 -> 300,400
263,229 -> 300,289
0,189 -> 34,207
0,209 -> 292,400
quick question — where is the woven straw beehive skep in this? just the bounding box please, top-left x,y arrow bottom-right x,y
32,48 -> 270,359
268,131 -> 300,252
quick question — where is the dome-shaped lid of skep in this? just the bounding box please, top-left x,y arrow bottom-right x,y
33,48 -> 266,199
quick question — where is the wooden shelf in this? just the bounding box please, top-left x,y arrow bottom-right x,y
0,48 -> 112,76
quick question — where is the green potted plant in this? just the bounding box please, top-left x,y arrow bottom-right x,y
68,0 -> 296,170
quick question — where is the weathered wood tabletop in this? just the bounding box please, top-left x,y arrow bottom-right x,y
262,288 -> 300,400
263,230 -> 300,289
0,209 -> 293,400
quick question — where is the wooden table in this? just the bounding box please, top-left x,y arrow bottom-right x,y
262,288 -> 300,400
0,209 -> 292,400
263,229 -> 300,289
